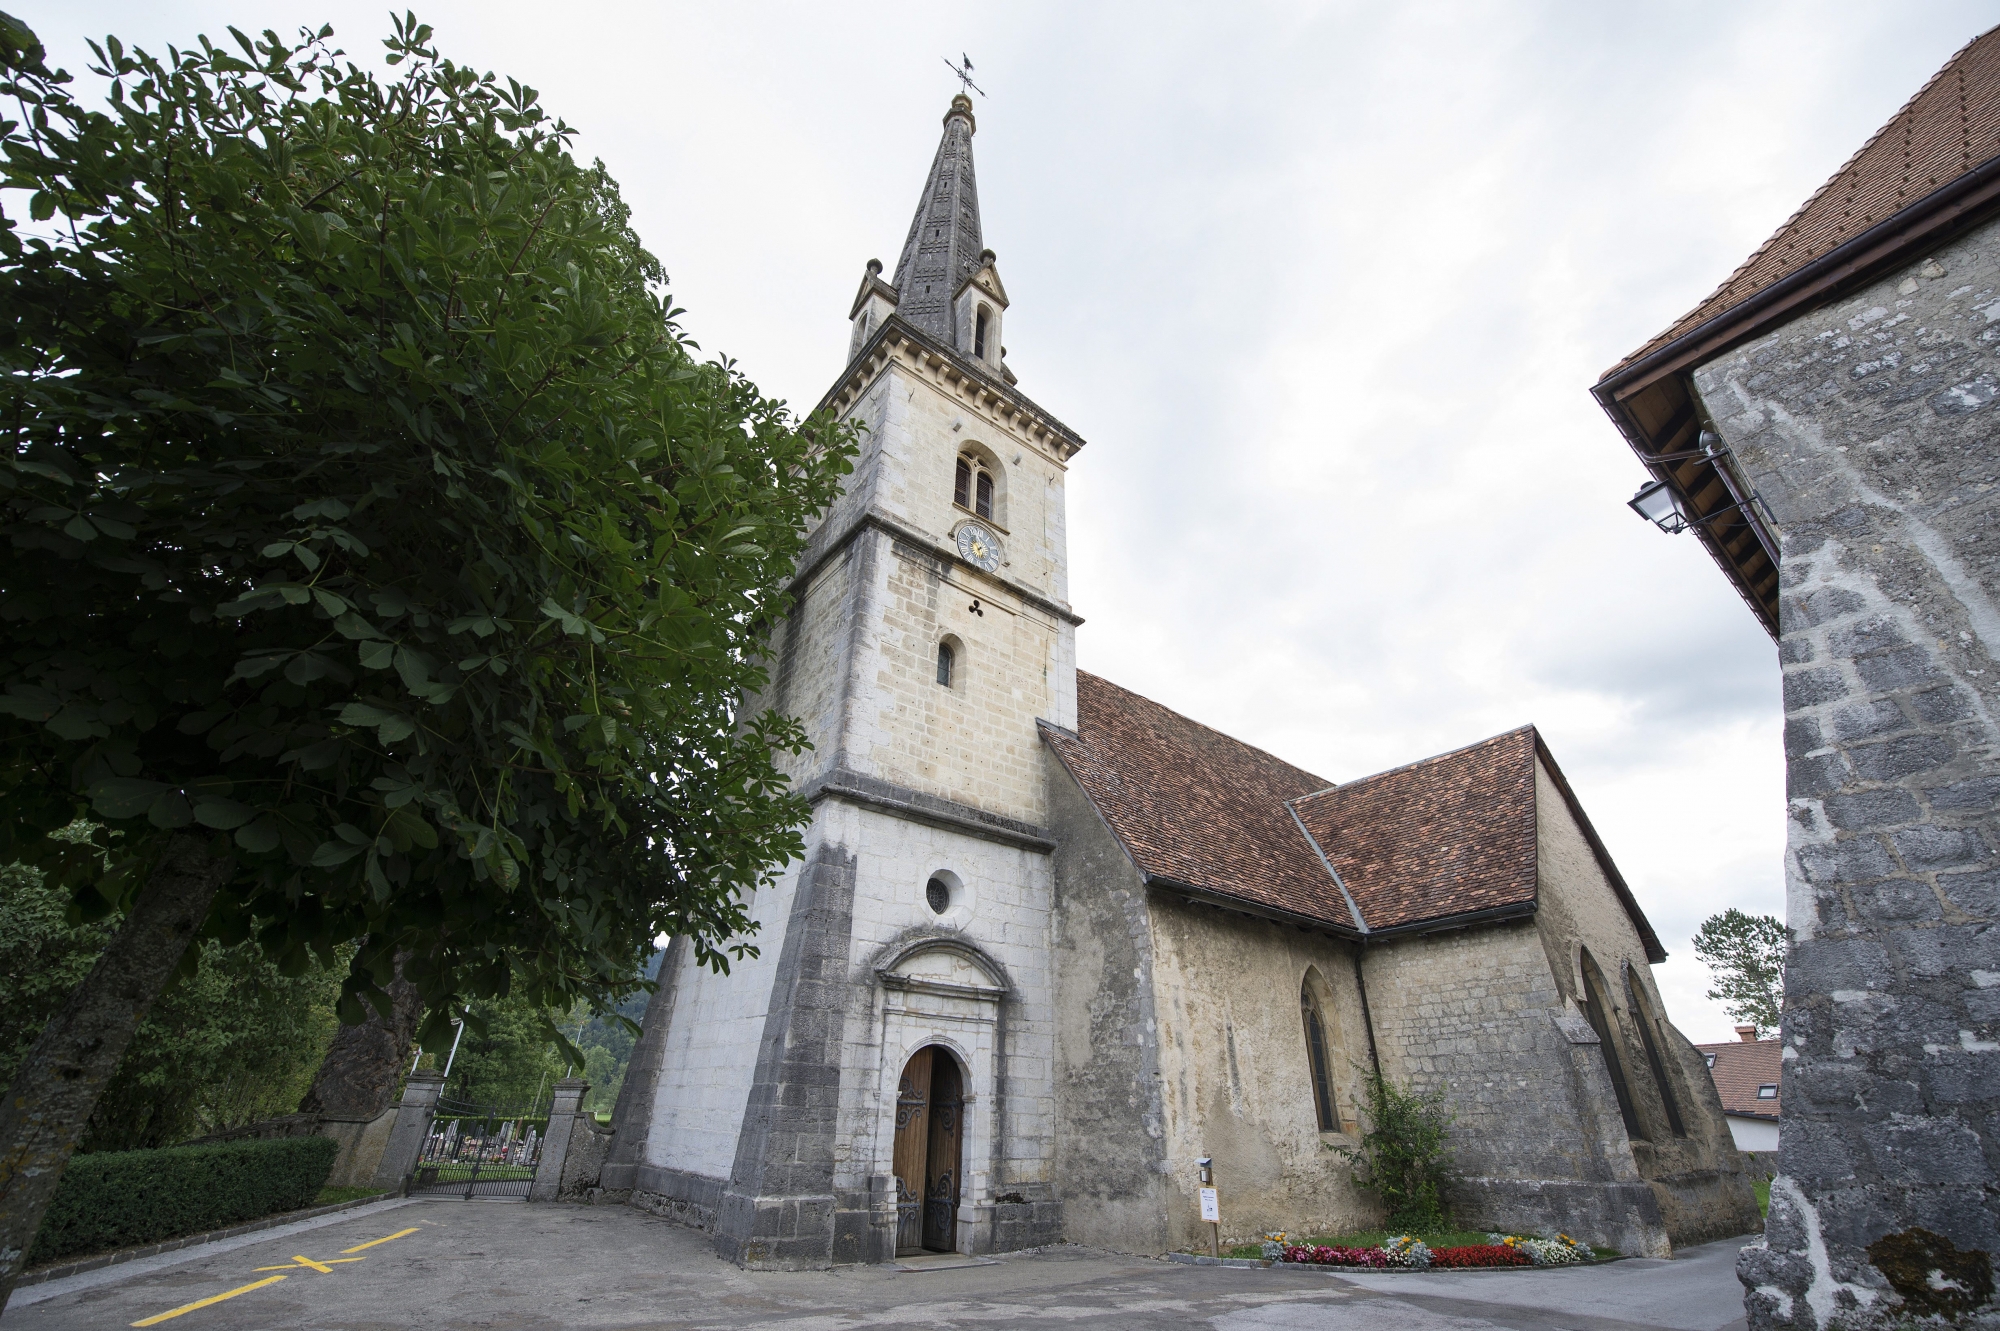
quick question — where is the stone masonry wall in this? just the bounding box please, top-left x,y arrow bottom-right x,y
1047,760 -> 1172,1254
1362,920 -> 1672,1255
1531,761 -> 1762,1246
1695,217 -> 2000,1329
1144,900 -> 1377,1251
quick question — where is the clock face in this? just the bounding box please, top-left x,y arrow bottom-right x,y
956,521 -> 1003,572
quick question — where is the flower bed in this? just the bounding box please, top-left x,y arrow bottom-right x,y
1430,1244 -> 1532,1268
1259,1228 -> 1597,1270
1278,1244 -> 1388,1268
1495,1233 -> 1592,1266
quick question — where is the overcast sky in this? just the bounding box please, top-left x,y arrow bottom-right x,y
26,1 -> 2000,1041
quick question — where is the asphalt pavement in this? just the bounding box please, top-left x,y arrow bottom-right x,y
3,1196 -> 1756,1330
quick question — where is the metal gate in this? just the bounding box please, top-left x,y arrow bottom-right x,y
410,1098 -> 544,1198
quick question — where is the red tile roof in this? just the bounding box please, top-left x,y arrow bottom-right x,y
1695,1038 -> 1782,1120
1292,728 -> 1539,931
1041,673 -> 1351,927
1608,25 -> 2000,377
1046,675 -> 1668,954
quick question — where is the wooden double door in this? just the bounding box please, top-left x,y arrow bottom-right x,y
892,1046 -> 964,1254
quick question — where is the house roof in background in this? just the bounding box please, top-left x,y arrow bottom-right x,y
1696,1038 -> 1783,1120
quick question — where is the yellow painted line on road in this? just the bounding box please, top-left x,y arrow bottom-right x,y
130,1226 -> 418,1325
341,1227 -> 420,1254
254,1256 -> 365,1272
130,1274 -> 288,1326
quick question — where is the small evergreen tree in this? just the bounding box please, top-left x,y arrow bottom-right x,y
1332,1068 -> 1457,1232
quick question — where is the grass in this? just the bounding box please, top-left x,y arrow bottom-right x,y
313,1186 -> 388,1206
1753,1178 -> 1771,1217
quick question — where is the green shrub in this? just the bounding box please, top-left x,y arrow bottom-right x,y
1330,1068 -> 1457,1231
29,1135 -> 339,1265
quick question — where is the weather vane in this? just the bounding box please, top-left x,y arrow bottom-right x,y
943,53 -> 985,97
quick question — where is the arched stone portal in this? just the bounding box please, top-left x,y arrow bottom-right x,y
892,1046 -> 964,1254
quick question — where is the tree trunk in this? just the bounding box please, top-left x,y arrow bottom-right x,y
0,834 -> 229,1311
296,950 -> 421,1121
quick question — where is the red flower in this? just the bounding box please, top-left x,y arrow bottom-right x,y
1280,1245 -> 1389,1268
1430,1245 -> 1533,1268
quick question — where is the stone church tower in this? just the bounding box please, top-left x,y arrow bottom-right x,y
601,92 -> 1083,1267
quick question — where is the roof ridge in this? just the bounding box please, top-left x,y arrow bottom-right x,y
1075,670 -> 1331,789
1294,723 -> 1537,801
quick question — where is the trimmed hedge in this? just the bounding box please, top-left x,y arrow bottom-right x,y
29,1135 -> 340,1265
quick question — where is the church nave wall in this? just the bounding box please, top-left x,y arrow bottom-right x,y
1360,922 -> 1681,1255
1143,901 -> 1378,1252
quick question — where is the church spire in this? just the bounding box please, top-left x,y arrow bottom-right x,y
889,94 -> 984,348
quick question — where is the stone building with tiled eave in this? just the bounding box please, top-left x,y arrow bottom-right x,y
1595,24 -> 2000,1331
596,90 -> 1757,1269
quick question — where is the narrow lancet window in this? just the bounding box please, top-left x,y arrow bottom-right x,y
975,470 -> 994,520
936,641 -> 954,687
1581,950 -> 1646,1141
1302,982 -> 1339,1132
954,457 -> 973,510
1627,969 -> 1688,1137
974,306 -> 990,358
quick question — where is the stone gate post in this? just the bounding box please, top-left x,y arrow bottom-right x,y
370,1070 -> 443,1192
530,1079 -> 590,1202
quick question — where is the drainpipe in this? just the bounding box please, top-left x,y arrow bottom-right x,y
1351,948 -> 1383,1080
1287,796 -> 1382,1079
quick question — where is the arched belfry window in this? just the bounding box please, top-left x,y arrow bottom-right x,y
936,640 -> 955,687
974,306 -> 991,359
954,453 -> 995,522
1302,975 -> 1343,1133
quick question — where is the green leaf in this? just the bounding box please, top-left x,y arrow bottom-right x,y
359,640 -> 395,669
147,789 -> 194,828
539,599 -> 589,636
90,777 -> 169,819
234,816 -> 282,853
335,611 -> 387,640
392,646 -> 431,689
311,840 -> 364,867
193,797 -> 256,829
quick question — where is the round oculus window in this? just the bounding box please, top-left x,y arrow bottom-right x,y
926,877 -> 951,915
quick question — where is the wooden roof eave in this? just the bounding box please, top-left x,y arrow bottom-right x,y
1593,149 -> 2000,642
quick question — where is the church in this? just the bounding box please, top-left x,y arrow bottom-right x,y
595,92 -> 1760,1266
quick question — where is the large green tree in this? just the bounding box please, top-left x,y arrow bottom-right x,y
1,860 -> 345,1151
1692,909 -> 1787,1039
0,13 -> 852,1302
